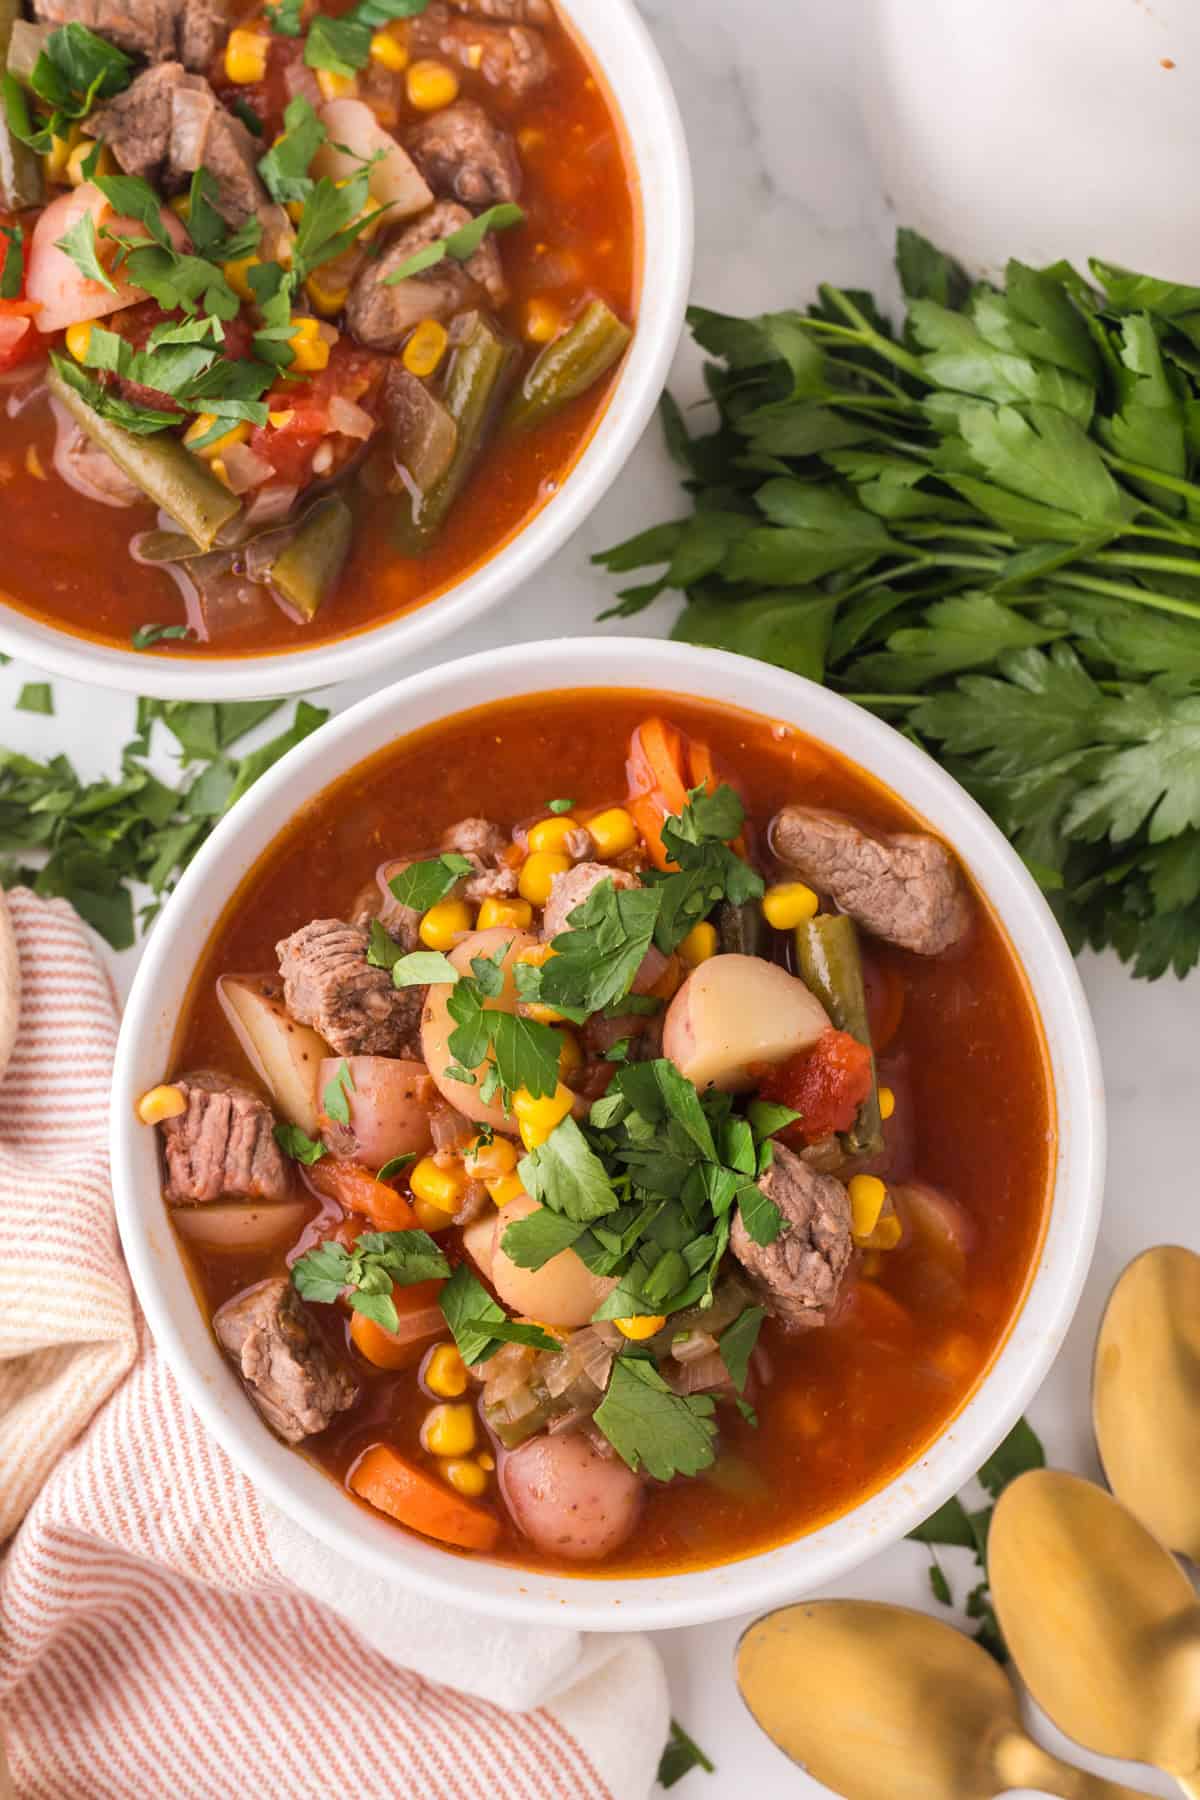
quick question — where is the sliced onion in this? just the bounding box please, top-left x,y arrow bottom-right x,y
314,98 -> 432,219
667,1351 -> 731,1395
173,1200 -> 310,1254
481,1341 -> 536,1407
243,482 -> 300,528
671,1328 -> 719,1365
168,84 -> 215,173
221,441 -> 275,495
284,59 -> 322,105
430,1103 -> 475,1154
328,394 -> 376,440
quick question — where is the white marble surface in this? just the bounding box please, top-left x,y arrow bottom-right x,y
1,1 -> 1195,1793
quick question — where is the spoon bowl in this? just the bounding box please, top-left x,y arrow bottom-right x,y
989,1470 -> 1200,1792
736,1599 -> 1156,1800
1093,1245 -> 1200,1562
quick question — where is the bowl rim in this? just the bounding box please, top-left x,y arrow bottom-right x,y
109,637 -> 1106,1631
0,0 -> 693,701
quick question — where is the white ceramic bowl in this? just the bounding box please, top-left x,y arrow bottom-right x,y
0,1 -> 692,701
110,639 -> 1106,1630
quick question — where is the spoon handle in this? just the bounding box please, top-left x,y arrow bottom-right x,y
994,1732 -> 1161,1800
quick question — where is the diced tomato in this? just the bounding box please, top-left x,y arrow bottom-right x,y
306,1158 -> 421,1231
0,302 -> 40,373
250,341 -> 386,486
757,1028 -> 874,1144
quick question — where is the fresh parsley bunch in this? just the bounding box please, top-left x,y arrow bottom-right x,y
597,230 -> 1200,978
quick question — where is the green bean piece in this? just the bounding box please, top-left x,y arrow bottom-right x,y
793,913 -> 884,1158
393,313 -> 516,553
269,494 -> 353,622
0,8 -> 44,209
505,299 -> 632,435
47,365 -> 242,550
717,898 -> 766,958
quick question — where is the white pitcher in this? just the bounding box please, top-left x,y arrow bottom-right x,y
859,0 -> 1200,281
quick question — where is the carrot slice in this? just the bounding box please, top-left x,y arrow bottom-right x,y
307,1159 -> 419,1231
627,716 -> 691,869
350,1443 -> 500,1552
348,1279 -> 446,1370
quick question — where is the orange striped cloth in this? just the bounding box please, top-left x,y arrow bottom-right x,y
0,892 -> 668,1800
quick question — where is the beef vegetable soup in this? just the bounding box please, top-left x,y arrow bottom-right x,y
141,694 -> 1053,1574
0,0 -> 635,654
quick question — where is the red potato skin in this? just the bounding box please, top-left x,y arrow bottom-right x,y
318,1054 -> 434,1167
500,1432 -> 643,1562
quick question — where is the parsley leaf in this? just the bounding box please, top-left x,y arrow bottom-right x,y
376,1151 -> 419,1180
388,853 -> 472,912
292,1229 -> 450,1329
657,1721 -> 715,1791
524,877 -> 662,1017
16,683 -> 53,716
390,950 -> 459,987
438,1264 -> 507,1365
383,202 -> 525,285
498,1205 -> 586,1270
733,1181 -> 783,1247
274,1122 -> 327,1164
547,797 -> 575,814
4,23 -> 131,153
593,1356 -> 718,1479
266,0 -> 305,33
131,623 -> 192,650
717,1305 -> 764,1390
647,785 -> 765,954
322,1059 -> 355,1126
258,95 -> 326,205
0,224 -> 23,300
462,1318 -> 561,1353
518,1115 -> 617,1223
55,209 -> 116,294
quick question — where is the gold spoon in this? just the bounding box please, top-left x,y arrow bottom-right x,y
990,1469 -> 1200,1797
1093,1244 -> 1200,1562
736,1599 -> 1157,1799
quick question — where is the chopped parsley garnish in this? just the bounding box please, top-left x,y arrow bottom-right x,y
3,23 -> 132,155
547,797 -> 575,814
16,683 -> 53,716
258,95 -> 327,207
302,0 -> 430,73
376,1151 -> 419,1180
265,0 -> 305,35
292,1229 -> 450,1331
657,1721 -> 716,1791
387,852 -> 473,913
518,1114 -> 614,1223
390,950 -> 459,987
645,785 -> 765,953
437,1263 -> 537,1365
383,202 -> 525,285
274,1122 -> 327,1164
322,1059 -> 356,1127
443,944 -> 562,1103
516,877 -> 662,1019
131,622 -> 193,650
0,224 -> 24,300
593,1356 -> 717,1480
717,1305 -> 765,1391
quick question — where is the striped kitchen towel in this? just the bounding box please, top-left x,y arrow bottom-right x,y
0,890 -> 668,1800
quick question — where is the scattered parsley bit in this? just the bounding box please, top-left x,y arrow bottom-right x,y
301,0 -> 430,73
911,1416 -> 1045,1662
388,852 -> 473,913
547,797 -> 575,814
716,1305 -> 764,1391
265,0 -> 305,35
519,1114 -> 615,1223
746,1098 -> 801,1140
446,955 -> 562,1103
232,96 -> 265,135
390,949 -> 459,988
16,683 -> 53,716
438,1264 -> 511,1365
735,1176 -> 783,1247
376,1151 -> 419,1181
292,1229 -> 450,1331
657,1720 -> 715,1790
0,697 -> 328,948
131,622 -> 193,650
462,1318 -> 561,1353
3,24 -> 132,156
519,877 -> 662,1018
322,1059 -> 356,1127
645,785 -> 764,954
384,202 -> 525,286
55,209 -> 115,295
593,1355 -> 717,1480
258,95 -> 327,206
274,1122 -> 327,1165
498,1205 -> 586,1270
0,224 -> 24,301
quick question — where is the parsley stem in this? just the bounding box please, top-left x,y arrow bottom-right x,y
816,285 -> 931,383
1055,568 -> 1200,620
1099,450 -> 1200,506
824,357 -> 917,406
901,524 -> 1015,548
1093,550 -> 1200,577
843,693 -> 926,707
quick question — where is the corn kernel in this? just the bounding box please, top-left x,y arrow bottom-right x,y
557,1028 -> 583,1078
879,1085 -> 896,1121
412,1197 -> 454,1232
24,444 -> 45,481
407,57 -> 459,109
527,815 -> 579,856
517,126 -> 545,154
442,1456 -> 488,1497
419,897 -> 472,950
66,138 -> 111,187
586,807 -> 637,859
64,321 -> 93,363
409,1155 -> 466,1213
679,921 -> 718,966
514,942 -> 562,1024
487,1172 -> 527,1208
871,1214 -> 903,1251
44,123 -> 82,183
860,1250 -> 883,1279
305,271 -> 350,316
464,40 -> 483,69
524,297 -> 562,345
421,1402 -> 476,1458
223,255 -> 262,303
519,850 -> 571,908
369,25 -> 409,70
512,1083 -> 574,1150
225,27 -> 269,84
464,1134 -> 519,1181
268,409 -> 295,430
615,1314 -> 666,1341
136,1084 -> 187,1125
476,896 -> 533,931
478,1452 -> 495,1472
763,882 -> 820,930
184,414 -> 250,460
288,315 -> 333,373
424,1343 -> 468,1399
402,317 -> 449,378
849,1174 -> 888,1242
316,67 -> 358,102
169,192 -> 192,220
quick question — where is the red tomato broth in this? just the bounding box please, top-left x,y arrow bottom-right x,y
0,4 -> 639,655
168,691 -> 1054,1576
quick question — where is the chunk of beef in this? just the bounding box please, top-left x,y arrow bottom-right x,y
441,816 -> 519,902
411,3 -> 551,95
214,1277 -> 358,1444
277,917 -> 424,1057
160,1070 -> 290,1204
771,806 -> 971,957
447,0 -> 552,21
730,1142 -> 852,1329
346,202 -> 507,351
542,862 -> 637,942
86,65 -> 267,225
52,412 -> 142,507
85,60 -> 186,178
408,100 -> 522,208
355,859 -> 423,951
32,0 -> 225,70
